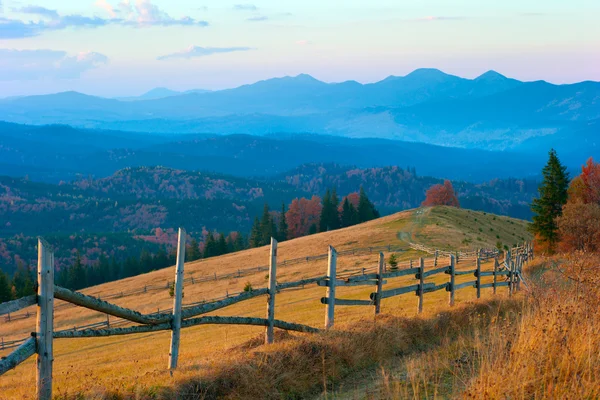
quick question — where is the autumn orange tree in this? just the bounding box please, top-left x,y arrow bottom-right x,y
557,157 -> 600,252
421,180 -> 460,207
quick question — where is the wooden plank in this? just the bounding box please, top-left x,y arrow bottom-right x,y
423,283 -> 448,293
449,255 -> 456,306
454,280 -> 477,290
278,276 -> 326,290
375,253 -> 385,315
318,278 -> 385,287
54,316 -> 319,338
454,269 -> 477,276
325,246 -> 336,330
0,295 -> 36,316
421,265 -> 450,279
36,238 -> 54,400
494,281 -> 510,287
382,267 -> 420,279
479,283 -> 496,289
265,238 -> 277,344
54,286 -> 169,325
346,272 -> 379,282
168,227 -> 186,370
374,283 -> 431,300
0,337 -> 36,376
181,288 -> 268,319
320,297 -> 373,306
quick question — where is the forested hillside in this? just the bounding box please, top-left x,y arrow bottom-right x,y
0,164 -> 536,277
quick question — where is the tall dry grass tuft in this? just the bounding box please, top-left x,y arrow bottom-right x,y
464,252 -> 600,399
79,299 -> 519,400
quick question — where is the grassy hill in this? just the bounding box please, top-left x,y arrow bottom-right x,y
0,206 -> 531,398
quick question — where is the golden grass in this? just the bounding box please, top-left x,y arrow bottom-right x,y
0,206 -> 530,399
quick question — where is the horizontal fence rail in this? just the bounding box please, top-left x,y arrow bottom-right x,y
0,234 -> 533,400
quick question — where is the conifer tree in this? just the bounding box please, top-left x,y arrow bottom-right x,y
278,202 -> 288,241
340,197 -> 359,227
187,238 -> 202,261
357,186 -> 380,223
0,270 -> 12,302
531,149 -> 570,251
12,261 -> 35,298
259,204 -> 277,245
217,233 -> 228,256
203,232 -> 216,258
249,216 -> 262,248
319,189 -> 332,232
234,232 -> 246,252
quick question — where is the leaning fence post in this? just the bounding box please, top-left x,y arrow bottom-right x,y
417,258 -> 425,314
374,252 -> 385,315
168,227 -> 186,370
476,256 -> 481,299
36,238 -> 54,400
493,257 -> 498,295
325,246 -> 337,329
265,238 -> 278,344
448,255 -> 455,306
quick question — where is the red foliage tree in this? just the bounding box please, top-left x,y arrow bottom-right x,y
421,180 -> 460,207
286,196 -> 322,239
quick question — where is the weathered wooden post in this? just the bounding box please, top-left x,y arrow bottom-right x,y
515,255 -> 521,291
476,256 -> 481,299
374,252 -> 385,315
448,255 -> 455,306
325,246 -> 337,329
434,250 -> 438,267
506,249 -> 512,296
493,257 -> 498,295
168,227 -> 186,370
455,251 -> 459,264
417,257 -> 425,314
36,238 -> 54,400
265,238 -> 278,344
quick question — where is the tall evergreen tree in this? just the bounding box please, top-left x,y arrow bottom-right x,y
278,202 -> 288,241
217,233 -> 228,256
0,270 -> 12,302
203,232 -> 217,258
319,189 -> 332,232
68,252 -> 87,289
329,188 -> 341,230
233,233 -> 246,252
340,197 -> 359,227
259,204 -> 277,245
531,149 -> 570,250
12,261 -> 35,298
249,216 -> 262,248
187,238 -> 202,262
357,186 -> 380,223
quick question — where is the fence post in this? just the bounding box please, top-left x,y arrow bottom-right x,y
417,258 -> 425,314
493,257 -> 498,295
506,249 -> 512,296
374,252 -> 385,315
515,255 -> 521,291
168,227 -> 186,370
449,255 -> 455,306
434,250 -> 438,267
476,256 -> 481,299
36,238 -> 54,400
265,238 -> 278,344
325,246 -> 337,329
455,251 -> 459,264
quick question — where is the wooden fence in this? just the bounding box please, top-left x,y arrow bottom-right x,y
0,231 -> 533,400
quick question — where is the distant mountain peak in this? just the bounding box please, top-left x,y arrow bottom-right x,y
475,70 -> 509,81
405,68 -> 451,79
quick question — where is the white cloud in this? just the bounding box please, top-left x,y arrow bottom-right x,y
233,4 -> 258,11
247,15 -> 268,22
0,49 -> 109,80
1,1 -> 209,39
157,45 -> 253,60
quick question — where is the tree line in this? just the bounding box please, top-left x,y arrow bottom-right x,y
0,187 -> 380,298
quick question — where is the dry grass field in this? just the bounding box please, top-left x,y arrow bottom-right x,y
0,206 -> 532,399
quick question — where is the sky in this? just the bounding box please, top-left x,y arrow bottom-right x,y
0,0 -> 599,97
